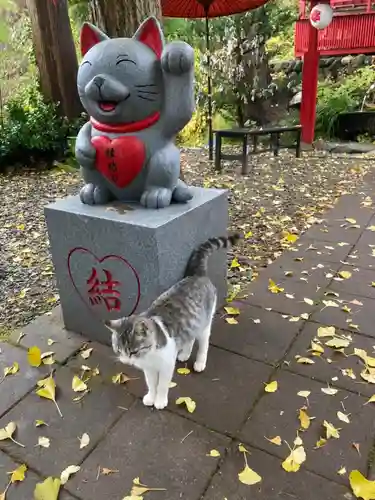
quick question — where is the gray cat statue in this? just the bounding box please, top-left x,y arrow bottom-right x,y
76,16 -> 195,209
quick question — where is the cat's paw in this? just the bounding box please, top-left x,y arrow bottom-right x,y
140,187 -> 172,209
177,352 -> 191,363
143,393 -> 155,407
161,41 -> 194,75
154,396 -> 168,410
80,183 -> 111,205
194,360 -> 206,373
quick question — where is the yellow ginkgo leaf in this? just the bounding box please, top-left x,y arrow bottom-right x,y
230,258 -> 240,269
130,478 -> 166,496
2,361 -> 19,381
325,337 -> 351,349
238,465 -> 262,485
207,449 -> 220,457
265,435 -> 282,446
225,317 -> 238,325
111,373 -> 134,384
349,470 -> 375,500
177,367 -> 190,375
361,369 -> 375,384
72,375 -> 87,392
0,422 -> 24,447
299,409 -> 310,430
346,218 -> 357,224
317,326 -> 336,338
337,466 -> 347,476
354,348 -> 375,368
297,391 -> 311,398
365,395 -> 375,405
321,387 -> 338,395
122,497 -> 143,500
28,346 -> 42,367
310,341 -> 324,354
36,375 -> 62,417
238,443 -> 250,453
80,347 -> 93,359
264,381 -> 278,393
296,357 -> 315,364
79,433 -> 90,449
224,306 -> 240,315
176,397 -> 196,413
281,446 -> 306,472
34,477 -> 61,500
60,465 -> 80,485
315,437 -> 327,449
339,271 -> 352,280
268,279 -> 284,294
304,298 -> 314,306
337,411 -> 350,424
37,436 -> 50,448
323,420 -> 340,439
35,420 -> 47,427
10,464 -> 27,483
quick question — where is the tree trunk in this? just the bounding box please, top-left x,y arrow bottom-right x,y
26,0 -> 82,119
89,0 -> 162,38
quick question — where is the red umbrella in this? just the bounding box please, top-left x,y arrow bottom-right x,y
162,0 -> 270,159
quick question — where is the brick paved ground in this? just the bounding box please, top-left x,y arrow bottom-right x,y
2,180 -> 375,499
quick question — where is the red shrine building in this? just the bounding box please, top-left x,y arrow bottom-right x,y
294,0 -> 375,143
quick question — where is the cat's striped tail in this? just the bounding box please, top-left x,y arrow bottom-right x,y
184,233 -> 242,277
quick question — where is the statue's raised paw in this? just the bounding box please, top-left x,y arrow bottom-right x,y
141,187 -> 173,209
161,41 -> 194,76
75,144 -> 96,170
80,183 -> 112,205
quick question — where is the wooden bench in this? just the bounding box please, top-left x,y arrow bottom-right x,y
213,125 -> 302,174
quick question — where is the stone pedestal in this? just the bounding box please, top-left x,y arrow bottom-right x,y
45,187 -> 228,345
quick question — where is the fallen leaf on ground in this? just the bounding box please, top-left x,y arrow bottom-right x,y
317,326 -> 336,338
337,411 -> 351,424
35,420 -> 47,427
238,443 -> 250,453
321,387 -> 338,395
60,465 -> 80,485
322,300 -> 339,308
325,337 -> 351,349
9,464 -> 27,483
72,375 -> 87,392
361,369 -> 375,384
80,347 -> 93,359
323,420 -> 340,439
297,391 -> 311,398
177,367 -> 191,375
354,348 -> 375,368
282,446 -> 306,472
79,433 -> 90,449
0,422 -> 24,447
47,339 -> 56,346
365,395 -> 375,405
176,397 -> 196,413
27,346 -> 42,367
296,356 -> 315,364
315,437 -> 327,448
299,409 -> 310,430
338,271 -> 352,280
268,279 -> 284,294
238,465 -> 262,485
337,466 -> 347,476
36,375 -> 63,417
265,435 -> 282,446
111,373 -> 135,384
34,477 -> 61,500
37,436 -> 50,448
1,362 -> 19,382
130,477 -> 167,496
207,449 -> 220,457
224,306 -> 240,315
225,317 -> 238,325
101,468 -> 119,476
264,381 -> 278,393
304,298 -> 314,306
349,470 -> 375,500
353,443 -> 361,455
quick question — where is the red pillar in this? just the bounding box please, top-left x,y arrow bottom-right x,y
300,2 -> 319,144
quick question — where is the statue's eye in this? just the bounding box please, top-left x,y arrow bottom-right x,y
116,58 -> 136,66
81,60 -> 92,67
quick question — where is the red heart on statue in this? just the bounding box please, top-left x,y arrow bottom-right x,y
91,135 -> 145,188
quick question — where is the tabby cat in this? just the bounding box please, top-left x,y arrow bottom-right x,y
105,234 -> 241,409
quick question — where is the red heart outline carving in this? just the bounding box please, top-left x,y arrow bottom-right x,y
67,247 -> 141,317
91,135 -> 145,188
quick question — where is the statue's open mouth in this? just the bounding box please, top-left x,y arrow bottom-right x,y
98,101 -> 117,112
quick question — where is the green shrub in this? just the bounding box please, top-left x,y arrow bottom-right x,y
0,83 -> 85,170
316,66 -> 374,138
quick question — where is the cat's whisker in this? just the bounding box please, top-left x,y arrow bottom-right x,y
135,83 -> 157,88
138,95 -> 156,102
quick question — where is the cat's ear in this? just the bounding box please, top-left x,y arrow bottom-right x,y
133,16 -> 164,58
80,22 -> 109,57
104,318 -> 124,331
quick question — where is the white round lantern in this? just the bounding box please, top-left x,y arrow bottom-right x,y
310,3 -> 333,30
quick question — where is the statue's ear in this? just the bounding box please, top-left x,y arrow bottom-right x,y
133,16 -> 164,58
80,22 -> 109,57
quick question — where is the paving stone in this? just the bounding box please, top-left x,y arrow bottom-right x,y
203,443 -> 353,500
351,224 -> 375,249
258,254 -> 341,286
245,277 -> 325,317
239,370 -> 374,484
211,305 -> 300,365
168,346 -> 274,434
319,194 -> 374,227
0,450 -> 77,499
68,340 -> 274,435
347,246 -> 375,270
67,400 -> 230,500
0,366 -> 134,478
330,264 -> 375,299
10,307 -> 85,364
311,291 -> 375,337
0,342 -> 47,418
301,222 -> 362,243
286,238 -> 353,263
285,322 -> 375,397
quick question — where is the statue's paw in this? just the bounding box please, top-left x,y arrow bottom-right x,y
140,188 -> 172,209
172,185 -> 193,203
76,146 -> 96,169
80,184 -> 111,205
161,41 -> 194,75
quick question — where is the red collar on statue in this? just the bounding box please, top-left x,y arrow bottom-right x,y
90,111 -> 161,133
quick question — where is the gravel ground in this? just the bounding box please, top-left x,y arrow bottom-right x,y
0,147 -> 373,329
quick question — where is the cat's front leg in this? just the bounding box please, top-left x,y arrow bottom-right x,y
143,368 -> 158,406
154,360 -> 175,410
